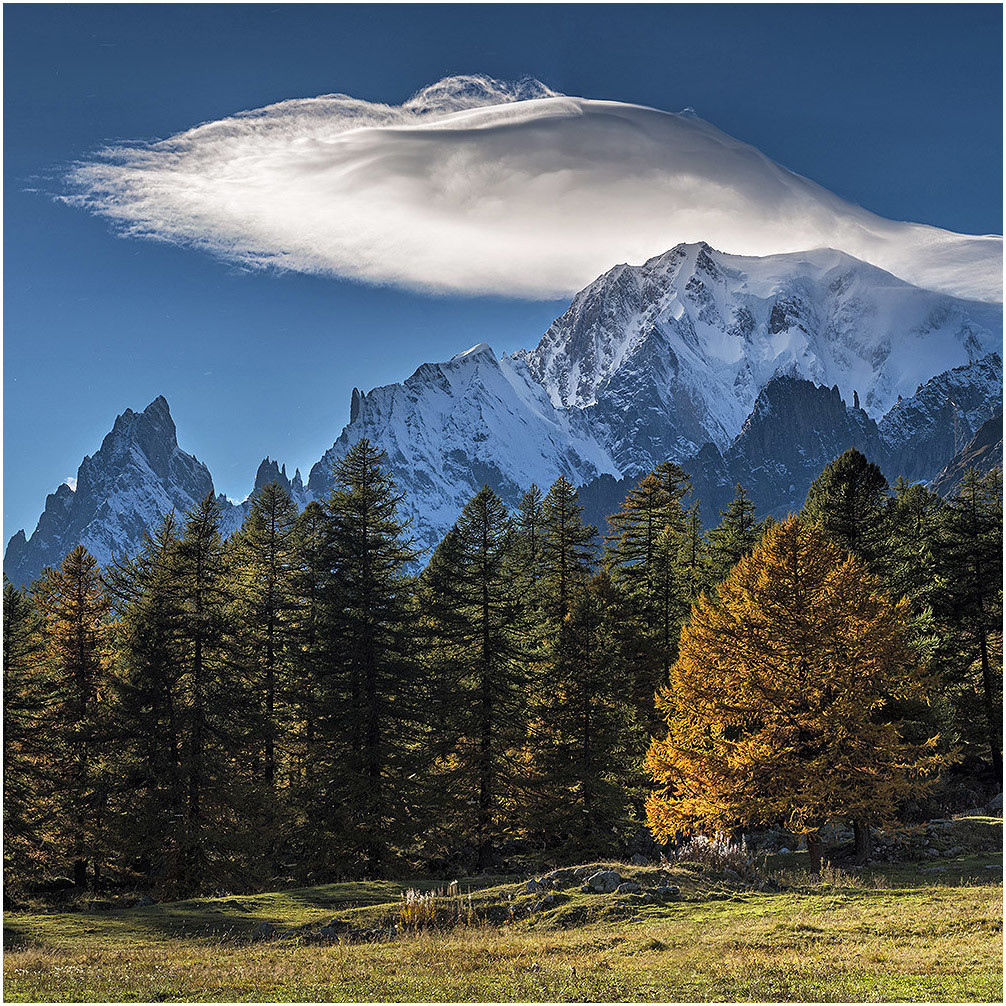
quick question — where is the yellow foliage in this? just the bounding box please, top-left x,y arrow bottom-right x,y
646,515 -> 943,842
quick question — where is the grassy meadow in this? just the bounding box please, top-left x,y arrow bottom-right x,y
4,826 -> 1003,1003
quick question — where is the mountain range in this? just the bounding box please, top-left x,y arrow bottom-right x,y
6,239 -> 1001,587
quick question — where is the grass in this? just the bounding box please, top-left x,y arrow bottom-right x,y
5,844 -> 1003,1002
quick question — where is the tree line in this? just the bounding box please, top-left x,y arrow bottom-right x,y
4,441 -> 1002,898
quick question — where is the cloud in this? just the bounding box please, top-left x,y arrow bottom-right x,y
64,477 -> 77,491
63,75 -> 1001,302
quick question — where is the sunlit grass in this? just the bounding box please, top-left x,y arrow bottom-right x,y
5,854 -> 1003,1002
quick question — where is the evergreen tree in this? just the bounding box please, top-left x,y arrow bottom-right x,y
32,546 -> 111,890
802,448 -> 889,568
226,481 -> 300,790
528,573 -> 642,852
511,483 -> 546,602
418,486 -> 528,870
105,514 -> 189,888
318,439 -> 420,875
606,464 -> 692,722
705,483 -> 760,588
540,475 -> 597,621
3,576 -> 59,897
646,516 -> 942,873
933,467 -> 1003,777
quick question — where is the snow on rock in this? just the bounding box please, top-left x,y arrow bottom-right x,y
308,342 -> 618,554
521,243 -> 1001,475
4,397 -> 215,586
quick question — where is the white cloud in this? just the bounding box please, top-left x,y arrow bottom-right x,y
63,75 -> 1001,302
64,477 -> 77,491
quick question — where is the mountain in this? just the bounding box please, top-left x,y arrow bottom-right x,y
930,411 -> 1004,496
520,243 -> 1001,475
6,245 -> 1002,582
306,342 -> 617,550
4,397 -> 216,587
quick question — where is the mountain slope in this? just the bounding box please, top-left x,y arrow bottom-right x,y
521,243 -> 1001,475
307,342 -> 617,551
4,397 -> 216,586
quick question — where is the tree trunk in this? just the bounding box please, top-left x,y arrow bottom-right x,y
807,832 -> 823,874
853,819 -> 872,865
73,858 -> 88,892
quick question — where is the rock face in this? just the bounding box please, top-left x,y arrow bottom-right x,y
4,397 -> 216,586
929,410 -> 1004,496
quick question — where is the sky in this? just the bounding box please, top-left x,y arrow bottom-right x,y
4,4 -> 1003,541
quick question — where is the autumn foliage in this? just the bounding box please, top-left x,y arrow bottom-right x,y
646,515 -> 942,870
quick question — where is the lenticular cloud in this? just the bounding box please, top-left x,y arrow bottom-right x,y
64,74 -> 1001,302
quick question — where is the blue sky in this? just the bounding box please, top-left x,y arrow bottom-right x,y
4,4 -> 1002,539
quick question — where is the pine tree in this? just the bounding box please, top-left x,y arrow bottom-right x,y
104,514 -> 190,890
418,486 -> 528,871
540,475 -> 597,622
511,483 -> 546,602
528,573 -> 642,853
705,483 -> 760,588
606,464 -> 693,722
646,516 -> 942,873
32,546 -> 112,890
226,481 -> 300,791
933,467 -> 1003,777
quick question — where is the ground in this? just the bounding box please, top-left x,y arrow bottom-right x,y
4,822 -> 1003,1003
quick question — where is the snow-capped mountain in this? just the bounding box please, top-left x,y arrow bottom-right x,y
6,244 -> 1002,582
4,397 -> 218,586
306,342 -> 617,549
521,243 -> 1001,475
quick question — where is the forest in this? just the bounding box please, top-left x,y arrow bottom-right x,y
3,441 -> 1002,901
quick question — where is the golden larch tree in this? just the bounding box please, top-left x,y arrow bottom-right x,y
646,515 -> 941,872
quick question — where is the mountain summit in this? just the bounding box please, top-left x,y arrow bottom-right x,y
4,397 -> 215,586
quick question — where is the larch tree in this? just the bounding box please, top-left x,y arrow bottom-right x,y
646,515 -> 942,873
32,546 -> 112,890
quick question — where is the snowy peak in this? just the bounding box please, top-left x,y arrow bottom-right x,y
4,397 -> 214,586
523,242 -> 1002,474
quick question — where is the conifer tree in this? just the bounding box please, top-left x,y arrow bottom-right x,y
646,516 -> 941,873
104,514 -> 189,889
318,439 -> 419,875
227,481 -> 300,790
933,467 -> 1003,777
512,483 -> 546,601
802,448 -> 889,568
606,464 -> 692,720
418,486 -> 528,870
3,576 -> 59,896
528,573 -> 642,851
540,475 -> 597,621
705,483 -> 760,587
32,546 -> 112,890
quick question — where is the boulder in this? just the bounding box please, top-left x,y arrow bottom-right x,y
132,895 -> 155,908
615,882 -> 642,894
252,922 -> 276,941
631,853 -> 649,866
987,792 -> 1003,814
525,879 -> 544,894
586,870 -> 622,893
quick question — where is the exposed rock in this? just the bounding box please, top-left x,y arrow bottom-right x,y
253,922 -> 276,941
585,870 -> 622,893
615,882 -> 642,895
